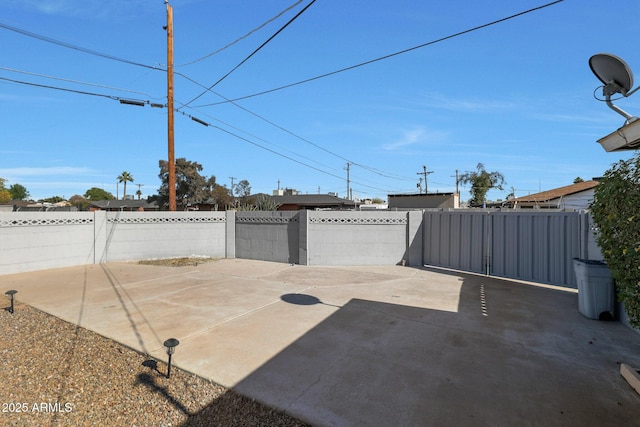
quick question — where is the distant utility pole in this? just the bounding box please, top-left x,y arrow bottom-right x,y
166,1 -> 176,211
229,176 -> 237,191
136,183 -> 144,199
451,169 -> 459,194
417,165 -> 434,194
345,162 -> 351,200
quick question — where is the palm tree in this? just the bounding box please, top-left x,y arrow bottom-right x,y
117,171 -> 134,200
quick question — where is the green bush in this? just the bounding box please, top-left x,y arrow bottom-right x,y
590,153 -> 640,328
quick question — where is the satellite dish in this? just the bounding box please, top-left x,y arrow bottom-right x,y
590,53 -> 640,151
589,53 -> 638,124
589,53 -> 634,95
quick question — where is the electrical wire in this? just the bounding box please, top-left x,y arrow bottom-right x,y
0,76 -> 160,107
0,21 -> 164,71
0,69 -> 411,193
177,0 -> 304,67
2,2 -> 563,194
0,76 -> 119,101
196,0 -> 565,106
177,110 -> 397,193
179,0 -> 317,110
176,71 -> 415,182
173,100 -> 338,171
0,66 -> 165,100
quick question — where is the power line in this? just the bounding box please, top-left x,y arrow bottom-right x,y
0,21 -> 164,71
196,0 -> 565,106
178,110 -> 395,193
177,0 -> 304,67
173,99 -> 337,171
0,66 -> 165,100
1,66 -> 393,186
174,71 -> 413,180
0,71 -> 403,193
179,0 -> 317,109
176,72 -> 415,181
1,76 -> 118,101
0,76 -> 163,107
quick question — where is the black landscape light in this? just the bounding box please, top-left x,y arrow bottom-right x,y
5,290 -> 17,314
163,338 -> 180,378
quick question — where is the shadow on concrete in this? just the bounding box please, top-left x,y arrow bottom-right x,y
181,268 -> 640,426
99,263 -> 163,355
281,293 -> 342,308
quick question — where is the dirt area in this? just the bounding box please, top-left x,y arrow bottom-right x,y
138,257 -> 219,267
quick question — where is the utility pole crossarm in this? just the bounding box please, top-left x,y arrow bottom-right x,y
417,165 -> 434,194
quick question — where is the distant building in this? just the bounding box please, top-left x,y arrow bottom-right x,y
89,200 -> 159,212
270,193 -> 358,211
388,193 -> 459,210
0,200 -> 77,212
503,180 -> 599,210
358,199 -> 388,210
244,189 -> 355,211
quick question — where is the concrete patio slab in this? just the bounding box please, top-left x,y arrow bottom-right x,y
2,259 -> 640,426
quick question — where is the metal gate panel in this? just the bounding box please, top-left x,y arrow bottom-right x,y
490,211 -> 580,287
423,210 -> 487,274
424,210 -> 581,288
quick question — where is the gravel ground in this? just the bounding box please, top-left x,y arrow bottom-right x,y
1,302 -> 309,427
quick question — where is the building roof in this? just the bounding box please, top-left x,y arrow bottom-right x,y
274,193 -> 355,206
253,193 -> 357,210
510,180 -> 599,204
388,192 -> 455,198
90,199 -> 159,210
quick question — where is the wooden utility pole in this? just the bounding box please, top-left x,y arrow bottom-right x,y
451,169 -> 459,194
166,1 -> 177,211
417,165 -> 434,194
345,162 -> 351,200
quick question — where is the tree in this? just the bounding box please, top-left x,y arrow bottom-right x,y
0,189 -> 10,203
9,183 -> 29,200
0,177 -> 10,203
210,185 -> 234,210
118,171 -> 134,200
69,194 -> 89,210
234,180 -> 251,198
458,163 -> 506,207
573,177 -> 585,184
237,194 -> 281,211
158,158 -> 242,210
84,187 -> 115,201
590,153 -> 640,328
158,158 -> 209,210
41,196 -> 64,203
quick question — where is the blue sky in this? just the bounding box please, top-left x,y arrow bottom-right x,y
1,0 -> 639,203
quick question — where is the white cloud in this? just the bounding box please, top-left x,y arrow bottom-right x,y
382,127 -> 448,151
420,94 -> 517,113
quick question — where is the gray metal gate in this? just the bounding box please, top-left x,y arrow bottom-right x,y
423,210 -> 582,288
